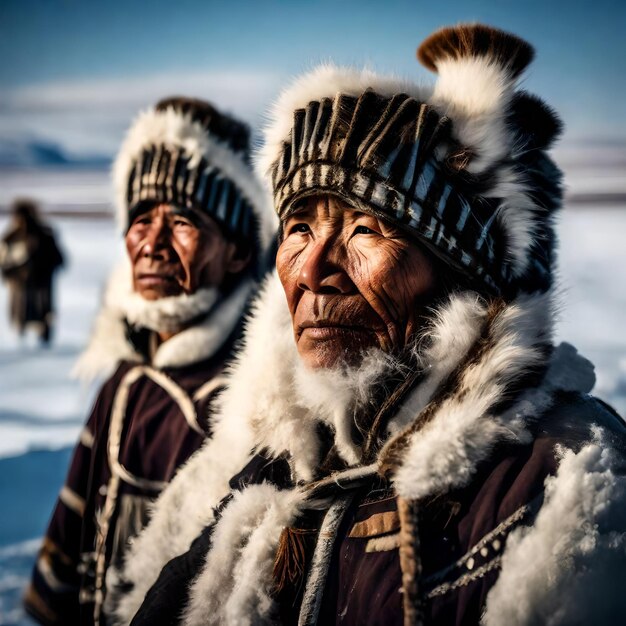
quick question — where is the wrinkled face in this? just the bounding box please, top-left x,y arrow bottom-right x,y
276,195 -> 437,369
125,203 -> 245,300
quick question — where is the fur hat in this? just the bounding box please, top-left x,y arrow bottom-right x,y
113,96 -> 275,251
257,24 -> 563,296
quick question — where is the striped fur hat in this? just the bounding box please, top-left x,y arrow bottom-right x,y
113,97 -> 274,251
258,24 -> 563,296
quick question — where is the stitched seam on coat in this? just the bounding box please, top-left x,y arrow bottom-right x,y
423,502 -> 529,586
426,556 -> 502,598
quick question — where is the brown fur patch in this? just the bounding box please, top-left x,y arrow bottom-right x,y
417,23 -> 534,80
272,526 -> 317,596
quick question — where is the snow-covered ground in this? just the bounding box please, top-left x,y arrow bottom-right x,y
0,169 -> 625,624
0,216 -> 122,458
0,208 -> 121,625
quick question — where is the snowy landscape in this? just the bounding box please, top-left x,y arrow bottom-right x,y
0,165 -> 625,624
3,0 -> 625,622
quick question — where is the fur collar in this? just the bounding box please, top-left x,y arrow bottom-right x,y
73,261 -> 253,381
112,271 -> 599,625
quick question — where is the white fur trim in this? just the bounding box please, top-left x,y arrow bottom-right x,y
112,106 -> 276,250
227,271 -> 321,481
391,291 -> 554,500
293,349 -> 403,468
183,484 -> 303,626
497,341 -> 596,431
72,261 -> 252,381
122,288 -> 219,334
298,368 -> 361,467
431,57 -> 515,174
387,292 -> 486,436
152,279 -> 251,369
483,430 -> 626,625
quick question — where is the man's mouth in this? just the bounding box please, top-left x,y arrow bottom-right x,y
137,273 -> 178,286
297,320 -> 374,338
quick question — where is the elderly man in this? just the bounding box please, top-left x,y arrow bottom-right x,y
116,26 -> 626,626
24,97 -> 272,626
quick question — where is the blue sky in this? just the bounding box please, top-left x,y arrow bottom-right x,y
1,0 -> 625,158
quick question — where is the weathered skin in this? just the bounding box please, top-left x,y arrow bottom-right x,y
125,203 -> 248,301
276,194 -> 436,369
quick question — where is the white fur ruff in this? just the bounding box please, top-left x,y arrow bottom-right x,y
293,348 -> 406,469
73,261 -> 252,381
391,291 -> 554,500
122,287 -> 219,334
386,292 -> 486,436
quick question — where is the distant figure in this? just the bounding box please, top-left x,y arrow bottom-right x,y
0,199 -> 64,344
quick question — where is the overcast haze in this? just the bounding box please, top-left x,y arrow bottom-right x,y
1,0 -> 625,162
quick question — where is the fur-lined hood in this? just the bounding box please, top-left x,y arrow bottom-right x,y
112,270 -> 626,626
113,104 -> 277,251
73,260 -> 253,382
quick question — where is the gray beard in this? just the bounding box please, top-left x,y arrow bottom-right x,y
292,346 -> 412,466
119,287 -> 220,334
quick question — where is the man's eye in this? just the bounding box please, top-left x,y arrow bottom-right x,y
290,223 -> 310,234
353,225 -> 375,235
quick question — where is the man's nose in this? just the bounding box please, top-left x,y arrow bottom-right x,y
296,240 -> 354,295
142,220 -> 170,259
